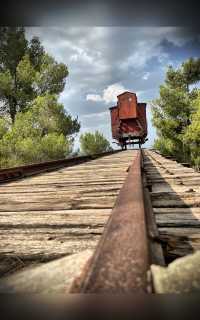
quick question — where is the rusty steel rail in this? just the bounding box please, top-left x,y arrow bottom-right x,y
0,150 -> 121,183
70,149 -> 163,293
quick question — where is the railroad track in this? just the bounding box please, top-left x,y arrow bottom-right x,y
0,149 -> 199,293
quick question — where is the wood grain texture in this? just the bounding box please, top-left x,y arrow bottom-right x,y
0,151 -> 135,277
144,150 -> 200,263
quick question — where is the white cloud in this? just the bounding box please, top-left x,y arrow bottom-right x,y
70,54 -> 79,62
142,72 -> 150,80
86,94 -> 103,102
59,87 -> 76,102
81,111 -> 109,120
25,26 -> 200,151
120,40 -> 169,71
86,83 -> 128,105
103,83 -> 127,104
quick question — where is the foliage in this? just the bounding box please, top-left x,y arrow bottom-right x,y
154,137 -> 177,156
0,94 -> 79,168
152,58 -> 200,168
0,117 -> 9,139
28,36 -> 45,71
0,27 -> 28,74
80,131 -> 112,155
18,94 -> 80,137
35,54 -> 68,96
182,58 -> 200,87
0,28 -> 80,168
0,27 -> 69,123
183,95 -> 200,169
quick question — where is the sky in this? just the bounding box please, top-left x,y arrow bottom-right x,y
26,27 -> 200,150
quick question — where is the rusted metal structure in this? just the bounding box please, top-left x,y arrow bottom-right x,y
0,149 -> 199,294
109,91 -> 148,149
70,150 -> 164,293
70,151 -> 151,293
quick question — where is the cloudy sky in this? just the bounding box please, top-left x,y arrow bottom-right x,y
26,27 -> 200,150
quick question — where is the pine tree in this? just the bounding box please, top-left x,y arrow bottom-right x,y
0,27 -> 69,123
80,131 -> 112,155
0,94 -> 80,167
152,58 -> 200,166
0,28 -> 80,167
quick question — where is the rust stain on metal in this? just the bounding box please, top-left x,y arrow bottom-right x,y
70,150 -> 150,293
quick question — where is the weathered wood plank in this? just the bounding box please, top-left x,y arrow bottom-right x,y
151,183 -> 200,193
153,207 -> 200,215
156,213 -> 200,227
0,196 -> 117,211
152,200 -> 200,208
158,227 -> 200,259
0,210 -> 110,225
0,208 -> 111,216
1,181 -> 126,189
0,189 -> 119,200
0,185 -> 123,194
0,150 -> 135,278
144,149 -> 200,261
4,178 -> 127,187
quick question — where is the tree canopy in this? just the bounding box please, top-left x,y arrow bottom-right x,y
0,27 -> 80,168
152,58 -> 200,169
0,27 -> 69,123
80,131 -> 112,155
0,94 -> 80,167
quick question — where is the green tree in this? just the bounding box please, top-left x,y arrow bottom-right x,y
0,117 -> 9,139
182,58 -> 200,89
0,94 -> 80,168
0,28 -> 80,168
183,94 -> 200,169
0,27 -> 28,122
152,58 -> 200,166
80,131 -> 112,155
0,27 -> 69,123
0,27 -> 28,74
28,36 -> 45,71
